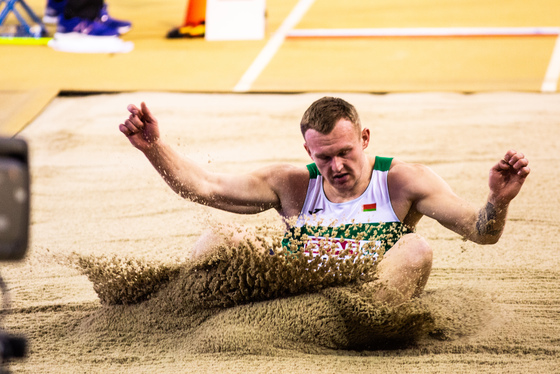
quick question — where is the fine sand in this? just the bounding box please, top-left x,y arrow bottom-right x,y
2,92 -> 559,373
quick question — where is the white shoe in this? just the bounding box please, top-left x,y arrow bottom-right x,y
48,32 -> 134,53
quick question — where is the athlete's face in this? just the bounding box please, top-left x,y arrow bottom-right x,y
304,118 -> 370,198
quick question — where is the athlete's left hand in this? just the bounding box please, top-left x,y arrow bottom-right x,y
488,150 -> 530,207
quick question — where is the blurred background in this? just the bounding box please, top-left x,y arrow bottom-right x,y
1,0 -> 559,134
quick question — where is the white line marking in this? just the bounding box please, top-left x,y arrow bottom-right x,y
233,0 -> 316,92
286,27 -> 560,38
541,35 -> 560,92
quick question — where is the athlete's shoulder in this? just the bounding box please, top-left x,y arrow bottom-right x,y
388,159 -> 447,200
270,163 -> 310,178
263,163 -> 310,218
388,158 -> 432,179
259,163 -> 309,190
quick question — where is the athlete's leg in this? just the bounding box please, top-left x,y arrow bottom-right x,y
364,233 -> 433,305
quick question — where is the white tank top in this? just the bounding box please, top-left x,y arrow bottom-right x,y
296,158 -> 399,227
282,157 -> 412,256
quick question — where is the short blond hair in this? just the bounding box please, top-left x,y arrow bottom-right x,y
300,97 -> 361,137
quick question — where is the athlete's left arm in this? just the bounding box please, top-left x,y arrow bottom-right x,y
405,150 -> 530,244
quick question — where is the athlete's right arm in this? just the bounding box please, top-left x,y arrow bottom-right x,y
119,102 -> 298,215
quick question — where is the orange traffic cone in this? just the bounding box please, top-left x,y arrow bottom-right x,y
166,0 -> 207,38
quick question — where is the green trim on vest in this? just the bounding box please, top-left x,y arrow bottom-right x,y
373,156 -> 393,172
282,222 -> 414,254
306,163 -> 320,179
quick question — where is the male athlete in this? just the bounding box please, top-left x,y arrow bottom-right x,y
119,97 -> 530,305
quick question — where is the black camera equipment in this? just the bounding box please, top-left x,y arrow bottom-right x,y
0,136 -> 30,371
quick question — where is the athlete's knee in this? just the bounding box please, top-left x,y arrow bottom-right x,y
392,233 -> 433,270
409,233 -> 432,263
371,233 -> 432,303
402,234 -> 432,296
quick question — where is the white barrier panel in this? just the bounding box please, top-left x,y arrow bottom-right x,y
205,0 -> 266,41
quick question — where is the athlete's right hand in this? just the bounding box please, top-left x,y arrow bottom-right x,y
119,102 -> 160,152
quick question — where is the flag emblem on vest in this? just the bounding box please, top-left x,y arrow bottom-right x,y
363,203 -> 377,212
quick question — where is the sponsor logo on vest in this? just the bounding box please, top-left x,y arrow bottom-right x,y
303,235 -> 380,258
308,208 -> 323,215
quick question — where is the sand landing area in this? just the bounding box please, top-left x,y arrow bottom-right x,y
1,92 -> 559,373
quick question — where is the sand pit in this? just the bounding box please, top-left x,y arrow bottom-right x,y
2,92 -> 559,373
